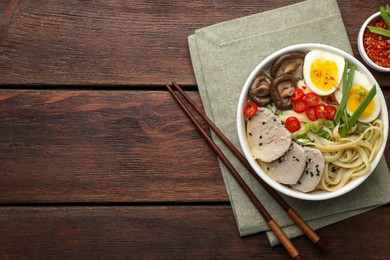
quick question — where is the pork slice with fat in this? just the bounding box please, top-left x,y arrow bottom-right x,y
246,107 -> 291,162
259,142 -> 307,185
292,147 -> 325,193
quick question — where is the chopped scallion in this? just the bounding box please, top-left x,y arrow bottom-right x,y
367,6 -> 390,38
367,26 -> 390,38
318,129 -> 331,140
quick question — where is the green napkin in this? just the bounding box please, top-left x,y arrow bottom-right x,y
188,0 -> 390,246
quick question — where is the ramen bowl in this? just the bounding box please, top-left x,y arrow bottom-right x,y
237,43 -> 388,200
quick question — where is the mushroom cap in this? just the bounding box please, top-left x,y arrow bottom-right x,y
270,73 -> 297,110
271,52 -> 306,80
249,74 -> 272,106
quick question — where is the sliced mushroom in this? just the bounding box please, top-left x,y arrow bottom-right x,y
248,74 -> 272,106
270,73 -> 297,110
271,52 -> 306,80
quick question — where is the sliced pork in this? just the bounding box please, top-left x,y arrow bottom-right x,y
246,107 -> 291,162
292,147 -> 325,192
259,142 -> 307,185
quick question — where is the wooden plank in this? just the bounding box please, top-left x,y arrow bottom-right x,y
0,205 -> 389,259
0,89 -> 227,203
0,0 -> 298,85
1,88 -> 390,203
1,0 -> 388,86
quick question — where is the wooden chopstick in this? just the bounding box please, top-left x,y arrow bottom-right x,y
166,82 -> 303,259
169,82 -> 324,249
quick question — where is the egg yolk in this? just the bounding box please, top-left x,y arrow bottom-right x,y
347,84 -> 376,119
310,59 -> 339,91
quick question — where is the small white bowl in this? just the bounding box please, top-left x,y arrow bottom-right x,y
237,43 -> 388,200
357,12 -> 390,73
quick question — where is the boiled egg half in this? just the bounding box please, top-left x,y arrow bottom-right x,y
334,70 -> 380,123
303,50 -> 345,96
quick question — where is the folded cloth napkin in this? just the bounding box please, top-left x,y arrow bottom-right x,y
188,0 -> 390,246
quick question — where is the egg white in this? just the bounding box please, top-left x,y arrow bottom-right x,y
335,70 -> 380,123
303,50 -> 345,96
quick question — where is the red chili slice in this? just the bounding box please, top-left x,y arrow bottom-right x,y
325,105 -> 337,120
290,88 -> 304,102
292,100 -> 308,113
244,101 -> 258,117
306,106 -> 318,121
304,92 -> 320,107
363,19 -> 390,68
315,104 -> 327,119
285,116 -> 301,133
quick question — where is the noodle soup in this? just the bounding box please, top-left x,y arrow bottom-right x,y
237,44 -> 388,200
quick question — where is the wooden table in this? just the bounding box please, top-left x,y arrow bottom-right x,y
1,1 -> 389,259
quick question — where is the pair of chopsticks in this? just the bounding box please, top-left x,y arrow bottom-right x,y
165,82 -> 324,259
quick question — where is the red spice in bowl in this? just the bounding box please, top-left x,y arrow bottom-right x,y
363,18 -> 390,68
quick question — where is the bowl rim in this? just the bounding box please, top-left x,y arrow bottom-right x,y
357,12 -> 390,72
237,43 -> 389,200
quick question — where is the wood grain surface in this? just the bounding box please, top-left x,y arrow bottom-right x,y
1,0 -> 390,259
0,90 -> 227,203
0,0 -> 389,86
1,206 -> 390,259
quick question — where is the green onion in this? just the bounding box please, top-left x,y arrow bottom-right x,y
339,85 -> 377,137
368,6 -> 390,37
380,5 -> 390,29
308,122 -> 320,133
367,26 -> 390,38
355,122 -> 369,135
334,60 -> 355,125
343,109 -> 349,130
318,129 -> 331,140
357,89 -> 366,98
333,59 -> 349,125
322,120 -> 335,129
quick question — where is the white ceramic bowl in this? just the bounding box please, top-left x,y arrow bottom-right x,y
357,12 -> 390,73
237,43 -> 388,200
